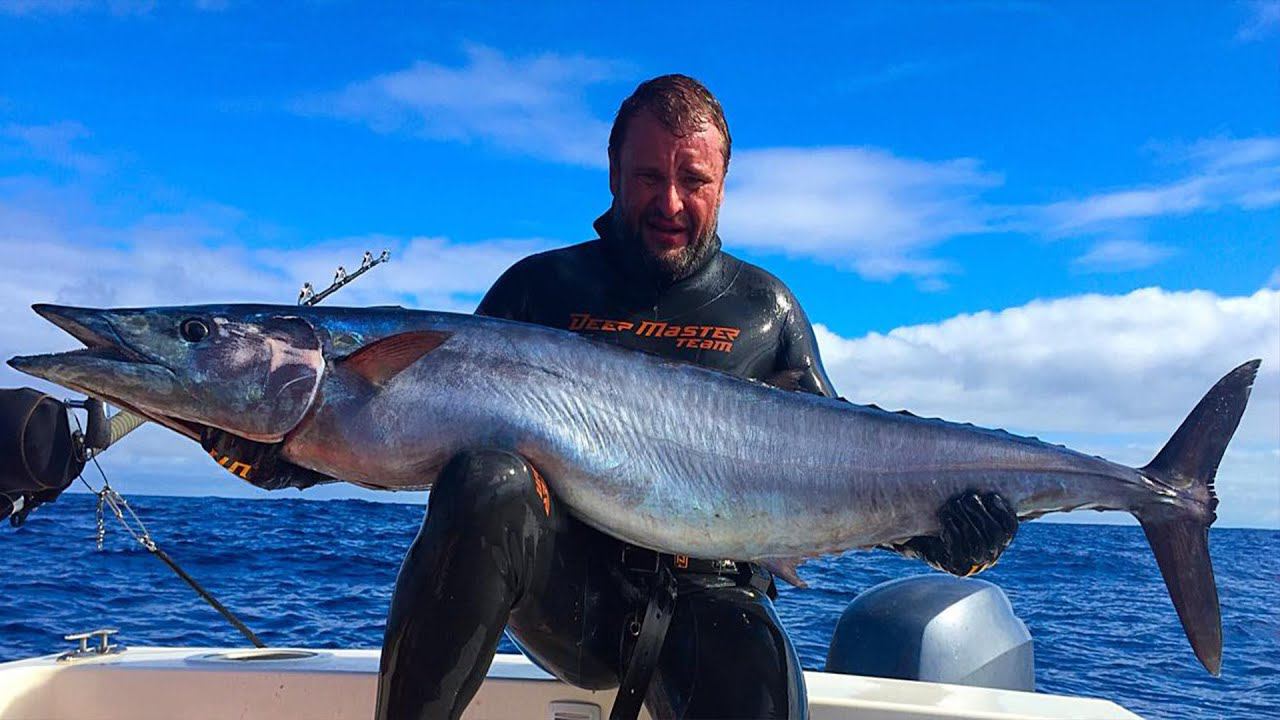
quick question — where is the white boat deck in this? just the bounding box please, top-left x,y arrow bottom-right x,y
0,646 -> 1142,719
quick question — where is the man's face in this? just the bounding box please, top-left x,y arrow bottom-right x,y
609,111 -> 726,282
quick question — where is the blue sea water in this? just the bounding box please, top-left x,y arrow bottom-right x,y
1,493 -> 1276,719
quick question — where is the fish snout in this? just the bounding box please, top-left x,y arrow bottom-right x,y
33,304 -> 122,350
6,353 -> 46,375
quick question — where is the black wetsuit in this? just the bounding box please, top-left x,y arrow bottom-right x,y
375,216 -> 828,719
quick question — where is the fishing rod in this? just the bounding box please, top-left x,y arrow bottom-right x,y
299,249 -> 390,306
82,249 -> 392,455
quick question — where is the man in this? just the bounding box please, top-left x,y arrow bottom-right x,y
206,74 -> 1018,719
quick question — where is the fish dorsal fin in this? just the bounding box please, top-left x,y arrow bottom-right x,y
340,330 -> 451,385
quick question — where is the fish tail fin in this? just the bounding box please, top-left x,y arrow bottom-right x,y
1135,359 -> 1261,676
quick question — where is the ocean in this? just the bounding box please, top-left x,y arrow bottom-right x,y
2,493 -> 1276,719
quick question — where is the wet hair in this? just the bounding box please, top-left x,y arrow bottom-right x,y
607,74 -> 732,170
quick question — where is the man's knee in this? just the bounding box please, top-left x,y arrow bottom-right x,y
430,449 -> 553,523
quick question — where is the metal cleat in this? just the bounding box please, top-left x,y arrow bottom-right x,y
59,628 -> 124,661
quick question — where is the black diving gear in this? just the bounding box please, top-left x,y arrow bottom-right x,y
475,214 -> 838,397
375,449 -> 807,720
376,218 -> 834,719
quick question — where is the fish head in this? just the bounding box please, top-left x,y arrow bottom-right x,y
8,304 -> 324,442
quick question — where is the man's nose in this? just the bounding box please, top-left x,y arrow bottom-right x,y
655,181 -> 683,217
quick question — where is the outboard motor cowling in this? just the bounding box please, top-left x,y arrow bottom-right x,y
825,574 -> 1034,691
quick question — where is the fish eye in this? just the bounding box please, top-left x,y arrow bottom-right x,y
180,318 -> 210,343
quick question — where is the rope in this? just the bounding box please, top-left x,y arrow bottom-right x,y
73,415 -> 266,648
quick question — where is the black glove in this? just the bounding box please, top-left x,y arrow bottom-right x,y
888,490 -> 1019,577
201,428 -> 334,491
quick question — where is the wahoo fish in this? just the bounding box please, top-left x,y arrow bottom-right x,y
8,303 -> 1260,676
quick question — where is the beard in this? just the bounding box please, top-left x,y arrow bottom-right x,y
609,204 -> 721,286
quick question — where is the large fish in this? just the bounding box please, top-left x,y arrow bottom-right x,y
8,303 -> 1260,675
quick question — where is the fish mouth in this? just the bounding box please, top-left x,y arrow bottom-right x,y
34,304 -> 152,363
8,305 -> 201,441
9,304 -> 158,377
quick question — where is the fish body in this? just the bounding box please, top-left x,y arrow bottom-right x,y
8,303 -> 1259,675
285,311 -> 1153,559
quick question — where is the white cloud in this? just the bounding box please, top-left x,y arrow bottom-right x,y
0,0 -> 90,13
840,61 -> 939,91
1038,136 -> 1280,233
1238,0 -> 1280,41
1,122 -> 106,173
0,172 -> 553,502
296,45 -> 1275,286
0,182 -> 548,371
816,287 -> 1278,435
1040,178 -> 1209,230
814,287 -> 1280,527
0,0 -> 230,15
1073,238 -> 1173,273
720,147 -> 1002,281
1183,136 -> 1280,170
298,45 -> 623,167
721,136 -> 1276,283
0,0 -> 156,15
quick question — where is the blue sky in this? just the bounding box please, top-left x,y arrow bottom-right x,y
1,1 -> 1277,527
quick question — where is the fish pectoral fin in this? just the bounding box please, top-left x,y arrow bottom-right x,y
760,557 -> 808,588
339,330 -> 452,385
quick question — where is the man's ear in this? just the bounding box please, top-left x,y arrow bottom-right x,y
608,154 -> 620,197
